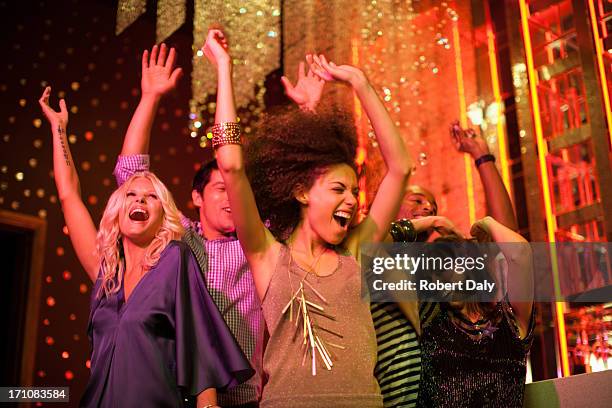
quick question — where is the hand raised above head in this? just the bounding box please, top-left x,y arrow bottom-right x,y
38,86 -> 68,128
141,43 -> 183,97
203,29 -> 230,67
449,120 -> 489,159
310,54 -> 368,89
281,54 -> 325,111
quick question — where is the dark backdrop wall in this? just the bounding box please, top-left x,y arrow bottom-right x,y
0,1 -> 284,404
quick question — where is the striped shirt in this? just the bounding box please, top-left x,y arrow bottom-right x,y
371,303 -> 421,407
114,155 -> 263,406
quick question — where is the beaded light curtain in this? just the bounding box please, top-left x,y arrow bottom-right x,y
116,0 -> 187,43
283,0 -> 485,231
191,0 -> 281,136
116,0 -> 281,139
355,0 -> 485,230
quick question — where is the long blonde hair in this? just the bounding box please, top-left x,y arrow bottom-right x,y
96,172 -> 184,298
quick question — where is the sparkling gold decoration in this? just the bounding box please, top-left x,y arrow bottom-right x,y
156,0 -> 186,43
117,0 -> 185,43
115,1 -> 280,141
190,0 -> 281,136
115,0 -> 146,36
211,122 -> 242,148
354,0 -> 483,227
282,0 -> 486,231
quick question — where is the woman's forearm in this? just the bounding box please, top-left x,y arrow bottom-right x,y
478,162 -> 518,231
215,63 -> 237,124
51,122 -> 80,201
120,94 -> 161,155
206,31 -> 270,262
484,216 -> 529,267
213,61 -> 245,173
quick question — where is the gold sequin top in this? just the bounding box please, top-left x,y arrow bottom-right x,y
259,244 -> 383,408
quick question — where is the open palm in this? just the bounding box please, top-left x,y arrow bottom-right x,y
281,55 -> 325,111
141,43 -> 183,96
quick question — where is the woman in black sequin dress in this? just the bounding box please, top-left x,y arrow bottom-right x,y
417,216 -> 534,408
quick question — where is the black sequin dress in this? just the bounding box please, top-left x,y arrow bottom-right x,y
417,301 -> 535,408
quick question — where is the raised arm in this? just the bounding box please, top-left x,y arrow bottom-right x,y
312,55 -> 413,249
120,44 -> 182,156
451,122 -> 517,230
203,29 -> 276,298
114,44 -> 182,187
471,216 -> 533,336
281,55 -> 325,112
39,87 -> 98,282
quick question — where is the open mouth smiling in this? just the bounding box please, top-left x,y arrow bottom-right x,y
129,207 -> 149,222
333,210 -> 353,228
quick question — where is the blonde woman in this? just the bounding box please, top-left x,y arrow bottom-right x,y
39,87 -> 253,407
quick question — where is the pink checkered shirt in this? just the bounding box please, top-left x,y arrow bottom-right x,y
114,155 -> 263,405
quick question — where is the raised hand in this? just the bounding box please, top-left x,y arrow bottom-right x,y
311,54 -> 368,89
141,43 -> 183,97
281,55 -> 325,111
450,121 -> 489,159
39,86 -> 68,128
203,29 -> 230,67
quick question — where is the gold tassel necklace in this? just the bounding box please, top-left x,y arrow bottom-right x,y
282,246 -> 346,375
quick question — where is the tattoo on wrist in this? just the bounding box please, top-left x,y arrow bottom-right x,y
57,126 -> 71,166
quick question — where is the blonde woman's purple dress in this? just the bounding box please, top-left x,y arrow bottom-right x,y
80,241 -> 254,407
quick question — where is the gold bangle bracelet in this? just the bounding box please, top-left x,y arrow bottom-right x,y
211,122 -> 242,149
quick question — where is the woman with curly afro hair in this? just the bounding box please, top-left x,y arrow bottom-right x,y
245,105 -> 360,240
204,29 -> 413,408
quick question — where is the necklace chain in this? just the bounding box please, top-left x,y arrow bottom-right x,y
283,244 -> 344,375
288,243 -> 328,277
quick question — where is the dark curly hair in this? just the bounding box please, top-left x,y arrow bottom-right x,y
246,105 -> 357,240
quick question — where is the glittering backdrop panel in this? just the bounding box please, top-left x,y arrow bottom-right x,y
190,0 -> 281,136
116,0 -> 147,36
283,0 -> 488,231
156,0 -> 187,43
358,1 -> 480,230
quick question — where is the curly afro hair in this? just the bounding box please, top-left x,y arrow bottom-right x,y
246,105 -> 357,240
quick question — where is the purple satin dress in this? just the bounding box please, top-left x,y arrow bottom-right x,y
80,241 -> 254,407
